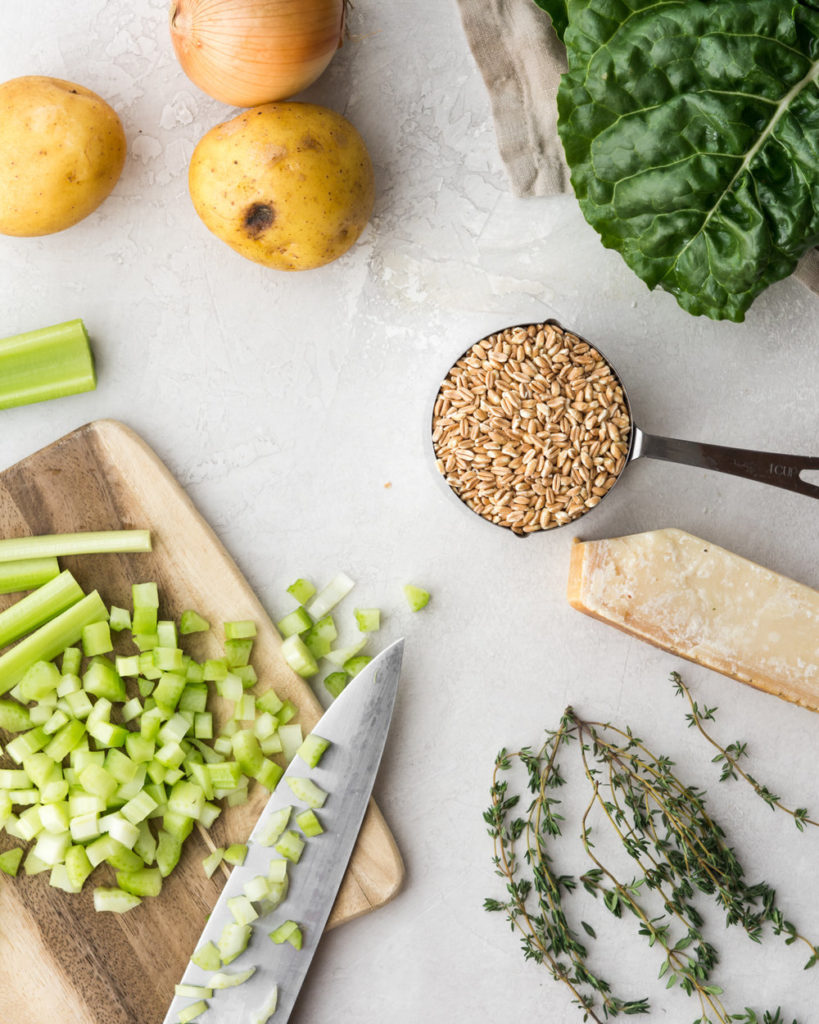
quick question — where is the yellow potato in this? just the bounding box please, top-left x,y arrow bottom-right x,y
0,76 -> 126,237
188,103 -> 375,271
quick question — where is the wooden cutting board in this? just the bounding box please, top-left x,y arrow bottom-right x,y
0,420 -> 403,1024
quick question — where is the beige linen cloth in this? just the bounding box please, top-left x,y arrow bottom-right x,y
456,0 -> 819,297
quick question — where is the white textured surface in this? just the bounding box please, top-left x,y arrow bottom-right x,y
1,3 -> 819,1022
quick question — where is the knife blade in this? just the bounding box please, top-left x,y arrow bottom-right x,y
162,637 -> 404,1024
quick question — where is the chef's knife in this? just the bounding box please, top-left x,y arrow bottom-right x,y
163,638 -> 405,1024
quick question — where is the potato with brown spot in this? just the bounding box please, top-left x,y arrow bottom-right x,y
0,76 -> 126,236
188,102 -> 375,271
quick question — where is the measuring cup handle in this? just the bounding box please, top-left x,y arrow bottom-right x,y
637,432 -> 819,499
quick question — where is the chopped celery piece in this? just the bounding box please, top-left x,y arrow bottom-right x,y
344,655 -> 372,678
0,590 -> 108,696
0,556 -> 60,595
82,621 -> 112,657
256,806 -> 292,847
225,620 -> 256,640
180,684 -> 208,714
232,730 -> 264,777
268,858 -> 288,884
215,673 -> 243,702
19,660 -> 61,702
296,808 -> 323,837
153,672 -> 186,712
303,614 -> 337,660
154,647 -> 184,672
65,844 -> 94,889
275,829 -> 305,863
157,620 -> 178,648
83,657 -> 126,702
194,712 -> 213,740
278,724 -> 303,763
243,874 -> 271,902
168,781 -> 205,820
227,894 -> 258,925
269,920 -> 303,949
175,984 -> 213,999
255,758 -> 283,792
0,569 -> 84,649
203,659 -> 228,681
157,830 -> 183,877
121,791 -> 158,825
50,864 -> 80,894
192,940 -> 222,971
93,887 -> 142,913
297,734 -> 330,768
177,1000 -> 208,1024
286,777 -> 327,809
287,578 -> 316,604
208,967 -> 256,990
108,605 -> 131,632
354,608 -> 381,633
180,609 -> 210,635
223,843 -> 247,866
0,319 -> 96,410
256,689 -> 284,716
44,720 -> 86,761
0,698 -> 31,732
62,647 -> 82,675
325,639 -> 366,667
306,572 -> 355,620
117,867 -> 162,897
403,583 -> 430,611
225,638 -> 253,668
0,847 -> 23,876
202,847 -> 224,879
251,986 -> 278,1024
276,607 -> 312,638
0,530 -> 151,563
281,634 -> 318,678
132,581 -> 159,608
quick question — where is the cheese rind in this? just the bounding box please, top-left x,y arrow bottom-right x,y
567,528 -> 819,710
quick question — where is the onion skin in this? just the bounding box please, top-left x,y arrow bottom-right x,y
169,0 -> 345,107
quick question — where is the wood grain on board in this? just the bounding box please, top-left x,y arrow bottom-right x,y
0,419 -> 403,1024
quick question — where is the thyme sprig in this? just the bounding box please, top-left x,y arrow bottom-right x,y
485,677 -> 816,1023
673,672 -> 819,832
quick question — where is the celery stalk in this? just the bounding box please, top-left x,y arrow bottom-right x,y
0,590 -> 108,695
0,319 -> 96,410
0,556 -> 60,595
0,570 -> 84,648
0,530 -> 151,563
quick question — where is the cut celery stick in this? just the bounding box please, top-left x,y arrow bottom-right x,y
178,999 -> 207,1024
0,698 -> 32,732
280,635 -> 318,678
0,847 -> 23,876
256,806 -> 292,847
324,671 -> 348,699
202,847 -> 224,879
175,985 -> 213,1000
93,887 -> 142,913
0,531 -> 151,563
403,583 -> 430,611
306,572 -> 354,619
354,608 -> 381,633
251,986 -> 279,1024
227,893 -> 258,926
209,968 -> 256,990
287,578 -> 316,604
324,639 -> 366,667
116,868 -> 162,897
0,556 -> 60,595
82,621 -> 113,657
218,921 -> 251,965
269,920 -> 302,949
297,734 -> 330,768
223,843 -> 247,866
0,569 -> 84,648
286,777 -> 327,809
0,319 -> 96,410
276,607 -> 312,638
225,620 -> 256,640
275,830 -> 305,863
180,609 -> 210,635
192,941 -> 222,971
0,590 -> 107,696
296,809 -> 323,837
344,655 -> 372,678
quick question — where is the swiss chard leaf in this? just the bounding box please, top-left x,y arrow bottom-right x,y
556,0 -> 819,321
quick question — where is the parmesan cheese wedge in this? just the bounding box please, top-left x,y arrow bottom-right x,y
567,528 -> 819,710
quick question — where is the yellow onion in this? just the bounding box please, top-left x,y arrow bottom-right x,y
169,0 -> 346,107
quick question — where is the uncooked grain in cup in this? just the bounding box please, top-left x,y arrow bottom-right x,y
432,322 -> 630,534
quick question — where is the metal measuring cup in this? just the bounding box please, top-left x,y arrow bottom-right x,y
431,319 -> 819,534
